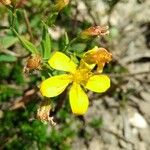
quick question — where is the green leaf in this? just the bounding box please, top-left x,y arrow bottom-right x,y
47,12 -> 58,25
0,54 -> 17,62
41,24 -> 51,59
0,36 -> 18,49
12,29 -> 38,54
64,32 -> 69,45
0,63 -> 11,78
71,43 -> 86,53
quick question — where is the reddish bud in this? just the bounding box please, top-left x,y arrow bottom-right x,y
79,26 -> 109,41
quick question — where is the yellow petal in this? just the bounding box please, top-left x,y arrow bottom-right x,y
69,82 -> 89,115
97,63 -> 105,73
79,59 -> 95,70
85,75 -> 110,93
40,74 -> 71,97
48,52 -> 77,73
83,46 -> 98,61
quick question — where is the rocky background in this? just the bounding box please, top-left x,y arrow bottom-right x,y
71,0 -> 150,150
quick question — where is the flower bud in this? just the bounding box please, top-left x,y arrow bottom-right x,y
82,46 -> 112,72
0,0 -> 11,5
79,26 -> 109,41
52,0 -> 70,12
24,54 -> 42,73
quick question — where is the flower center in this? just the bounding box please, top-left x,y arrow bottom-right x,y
71,69 -> 92,84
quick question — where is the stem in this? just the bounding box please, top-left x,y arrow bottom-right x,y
11,7 -> 17,28
100,127 -> 135,147
11,27 -> 18,36
23,10 -> 34,42
63,37 -> 77,52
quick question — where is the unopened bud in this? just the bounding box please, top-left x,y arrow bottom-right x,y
0,0 -> 11,5
52,0 -> 70,12
79,26 -> 109,41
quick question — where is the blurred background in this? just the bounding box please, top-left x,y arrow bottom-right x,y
0,0 -> 150,149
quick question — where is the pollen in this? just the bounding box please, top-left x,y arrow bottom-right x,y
71,69 -> 92,84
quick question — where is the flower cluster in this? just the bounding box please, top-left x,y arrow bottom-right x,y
40,46 -> 112,115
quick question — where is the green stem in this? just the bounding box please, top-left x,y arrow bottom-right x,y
9,6 -> 16,28
11,27 -> 18,36
63,37 -> 77,52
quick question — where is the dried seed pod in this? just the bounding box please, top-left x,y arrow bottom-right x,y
37,100 -> 56,126
0,0 -> 11,5
24,54 -> 42,73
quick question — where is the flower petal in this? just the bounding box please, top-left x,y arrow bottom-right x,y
69,82 -> 89,115
48,52 -> 77,73
83,46 -> 98,63
40,74 -> 71,97
85,75 -> 110,93
79,59 -> 95,71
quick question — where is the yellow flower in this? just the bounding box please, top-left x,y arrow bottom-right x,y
81,46 -> 112,73
40,52 -> 110,115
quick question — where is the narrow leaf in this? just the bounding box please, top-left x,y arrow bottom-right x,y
41,24 -> 51,59
0,54 -> 17,62
12,29 -> 38,54
64,32 -> 69,45
0,36 -> 18,49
